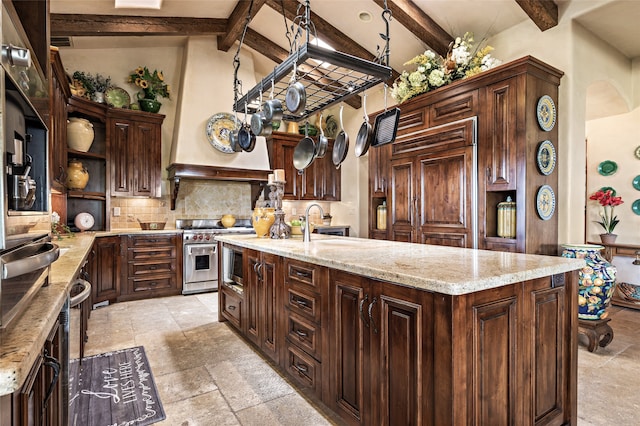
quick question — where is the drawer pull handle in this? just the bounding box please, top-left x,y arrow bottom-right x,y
293,297 -> 309,308
150,282 -> 157,287
149,265 -> 157,270
368,297 -> 378,334
227,305 -> 236,311
294,363 -> 308,374
294,270 -> 312,279
359,294 -> 369,327
295,329 -> 308,338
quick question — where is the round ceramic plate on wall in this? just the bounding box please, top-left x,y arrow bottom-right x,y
601,186 -> 617,196
536,95 -> 556,131
597,160 -> 618,176
205,112 -> 241,154
632,199 -> 640,216
536,140 -> 556,175
633,175 -> 640,191
536,185 -> 556,220
635,145 -> 640,160
74,212 -> 95,231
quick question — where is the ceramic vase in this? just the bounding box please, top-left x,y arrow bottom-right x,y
562,244 -> 617,320
93,91 -> 104,103
221,214 -> 236,228
139,98 -> 162,113
599,233 -> 617,245
66,117 -> 94,152
66,159 -> 90,191
252,207 -> 275,237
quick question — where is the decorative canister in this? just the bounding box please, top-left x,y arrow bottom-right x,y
66,159 -> 89,190
252,207 -> 275,238
221,214 -> 236,228
66,117 -> 95,152
377,201 -> 387,230
497,196 -> 516,238
561,244 -> 617,320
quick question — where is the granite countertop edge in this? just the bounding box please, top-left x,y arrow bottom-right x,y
215,235 -> 585,295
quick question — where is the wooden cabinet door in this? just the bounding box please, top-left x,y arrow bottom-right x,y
416,145 -> 474,248
369,281 -> 426,426
483,77 -> 518,191
91,236 -> 122,304
270,136 -> 300,199
110,118 -> 133,196
260,252 -> 280,363
370,143 -> 390,197
244,249 -> 261,345
49,50 -> 69,192
390,158 -> 414,242
322,140 -> 341,201
300,161 -> 320,200
132,122 -> 161,197
329,270 -> 369,426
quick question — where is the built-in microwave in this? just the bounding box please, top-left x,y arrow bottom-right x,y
222,244 -> 244,287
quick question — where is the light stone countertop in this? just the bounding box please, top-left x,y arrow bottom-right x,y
0,229 -> 182,396
215,235 -> 585,295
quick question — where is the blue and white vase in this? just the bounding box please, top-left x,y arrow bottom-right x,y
562,244 -> 617,320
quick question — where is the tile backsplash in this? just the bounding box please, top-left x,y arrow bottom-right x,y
110,179 -> 253,229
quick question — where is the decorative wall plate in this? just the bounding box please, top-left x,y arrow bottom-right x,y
635,145 -> 640,160
633,175 -> 640,191
536,185 -> 556,220
597,160 -> 618,176
633,199 -> 640,216
104,87 -> 131,108
205,113 -> 241,154
74,212 -> 95,231
536,140 -> 556,175
600,186 -> 617,196
536,95 -> 556,132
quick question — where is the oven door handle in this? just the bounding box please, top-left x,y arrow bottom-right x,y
187,244 -> 217,256
2,242 -> 60,279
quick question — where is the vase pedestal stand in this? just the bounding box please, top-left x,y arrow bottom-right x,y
578,318 -> 614,352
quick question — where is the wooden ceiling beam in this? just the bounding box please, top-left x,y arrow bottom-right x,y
372,0 -> 452,57
265,0 -> 399,81
514,0 -> 558,31
217,0 -> 267,52
50,14 -> 227,36
243,28 -> 362,110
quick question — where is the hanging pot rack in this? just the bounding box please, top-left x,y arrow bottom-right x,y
233,0 -> 393,123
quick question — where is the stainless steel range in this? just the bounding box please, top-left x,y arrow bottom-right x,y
177,218 -> 254,295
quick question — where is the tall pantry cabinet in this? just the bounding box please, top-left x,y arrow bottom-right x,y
369,56 -> 563,255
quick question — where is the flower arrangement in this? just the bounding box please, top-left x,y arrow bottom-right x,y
589,189 -> 624,234
71,71 -> 111,98
51,211 -> 73,240
128,66 -> 171,100
391,32 -> 501,104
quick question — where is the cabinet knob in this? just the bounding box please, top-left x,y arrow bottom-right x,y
227,305 -> 236,311
295,329 -> 308,339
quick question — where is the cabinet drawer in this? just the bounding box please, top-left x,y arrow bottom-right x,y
484,238 -> 517,253
285,310 -> 321,361
285,287 -> 321,324
284,344 -> 322,396
285,259 -> 321,291
429,89 -> 478,126
129,276 -> 175,292
127,234 -> 178,248
220,286 -> 242,329
128,260 -> 176,277
128,245 -> 176,261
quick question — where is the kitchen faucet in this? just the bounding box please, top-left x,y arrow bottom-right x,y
303,203 -> 324,242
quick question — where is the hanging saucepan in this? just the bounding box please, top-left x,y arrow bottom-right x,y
229,111 -> 243,152
332,105 -> 349,168
355,93 -> 373,157
293,124 -> 316,171
315,113 -> 328,158
238,104 -> 256,152
263,80 -> 283,122
251,111 -> 272,137
286,81 -> 306,115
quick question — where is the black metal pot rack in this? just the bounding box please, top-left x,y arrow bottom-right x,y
233,0 -> 392,123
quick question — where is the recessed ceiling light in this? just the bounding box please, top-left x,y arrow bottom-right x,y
358,11 -> 372,22
115,0 -> 163,9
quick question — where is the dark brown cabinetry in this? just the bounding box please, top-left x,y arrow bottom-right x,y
109,111 -> 164,198
121,234 -> 182,301
89,235 -> 122,304
329,270 -> 426,425
243,249 -> 280,363
0,313 -> 64,425
369,57 -> 563,254
268,132 -> 340,201
49,48 -> 71,193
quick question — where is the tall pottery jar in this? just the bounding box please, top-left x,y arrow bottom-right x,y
251,207 -> 275,238
66,159 -> 90,190
561,244 -> 617,320
66,117 -> 94,152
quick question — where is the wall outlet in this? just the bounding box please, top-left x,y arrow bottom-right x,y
113,207 -> 121,216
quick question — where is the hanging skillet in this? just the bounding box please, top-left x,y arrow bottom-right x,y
315,113 -> 328,158
238,103 -> 256,152
355,93 -> 374,157
293,124 -> 316,171
332,105 -> 349,168
285,62 -> 306,115
372,85 -> 400,147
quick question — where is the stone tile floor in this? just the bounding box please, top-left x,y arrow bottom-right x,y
71,294 -> 640,425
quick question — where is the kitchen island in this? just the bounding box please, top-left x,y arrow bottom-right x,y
216,234 -> 584,425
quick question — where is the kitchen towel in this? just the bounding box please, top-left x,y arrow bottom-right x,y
69,346 -> 165,426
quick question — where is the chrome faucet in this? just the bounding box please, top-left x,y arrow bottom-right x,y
303,203 -> 324,242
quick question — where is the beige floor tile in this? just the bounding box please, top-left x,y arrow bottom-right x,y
157,390 -> 240,426
155,365 -> 218,404
235,393 -> 335,426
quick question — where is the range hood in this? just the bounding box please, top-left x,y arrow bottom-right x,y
234,42 -> 392,123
